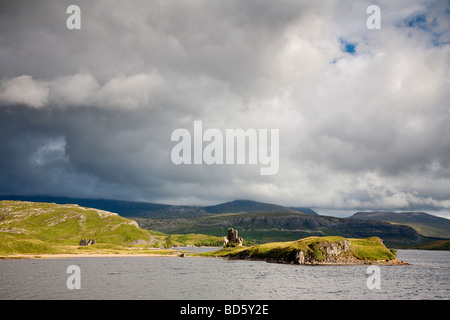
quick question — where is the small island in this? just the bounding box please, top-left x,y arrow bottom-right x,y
202,235 -> 407,265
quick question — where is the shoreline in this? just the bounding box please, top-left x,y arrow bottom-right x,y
0,252 -> 409,265
0,254 -> 409,265
219,256 -> 409,266
0,246 -> 222,260
0,252 -> 187,260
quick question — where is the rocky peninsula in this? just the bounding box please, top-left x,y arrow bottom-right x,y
203,236 -> 407,265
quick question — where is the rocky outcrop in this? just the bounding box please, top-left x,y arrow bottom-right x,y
294,240 -> 354,264
260,239 -> 356,265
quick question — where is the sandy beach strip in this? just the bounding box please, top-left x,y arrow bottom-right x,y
0,252 -> 188,260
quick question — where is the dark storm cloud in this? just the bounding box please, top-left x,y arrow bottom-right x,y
0,0 -> 450,211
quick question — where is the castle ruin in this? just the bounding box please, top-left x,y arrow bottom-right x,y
223,228 -> 243,247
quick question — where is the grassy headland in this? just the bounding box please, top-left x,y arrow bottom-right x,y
0,201 -> 219,258
201,236 -> 404,265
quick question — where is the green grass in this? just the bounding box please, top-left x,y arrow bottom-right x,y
0,201 -> 226,257
0,235 -> 63,255
146,230 -> 224,247
0,201 -> 151,244
168,233 -> 223,246
349,237 -> 396,260
0,201 -> 154,256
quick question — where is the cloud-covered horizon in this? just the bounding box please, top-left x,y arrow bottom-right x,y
1,0 -> 449,215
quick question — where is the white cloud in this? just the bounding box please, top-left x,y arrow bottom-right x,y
0,75 -> 49,108
95,72 -> 163,109
49,73 -> 99,107
1,72 -> 164,110
0,0 -> 449,212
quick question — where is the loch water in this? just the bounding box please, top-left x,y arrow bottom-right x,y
0,249 -> 448,300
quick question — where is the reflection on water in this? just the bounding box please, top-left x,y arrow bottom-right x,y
0,250 -> 448,300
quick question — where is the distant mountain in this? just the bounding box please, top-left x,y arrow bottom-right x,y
0,195 -> 206,219
135,210 -> 429,248
289,207 -> 319,215
0,196 -> 317,218
409,239 -> 450,251
204,200 -> 301,214
349,211 -> 450,239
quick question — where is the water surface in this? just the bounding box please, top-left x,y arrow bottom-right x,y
0,249 -> 448,299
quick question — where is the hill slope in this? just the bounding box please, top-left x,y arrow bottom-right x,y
204,200 -> 301,214
0,195 -> 197,219
289,207 -> 319,215
349,211 -> 450,239
135,211 -> 427,248
0,200 -> 152,255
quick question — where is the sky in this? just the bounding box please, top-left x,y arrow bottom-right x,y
0,0 -> 449,217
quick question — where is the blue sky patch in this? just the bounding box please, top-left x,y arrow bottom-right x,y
405,14 -> 429,31
339,39 -> 357,55
402,6 -> 450,47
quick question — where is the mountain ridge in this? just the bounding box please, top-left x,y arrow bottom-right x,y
0,196 -> 317,218
349,211 -> 450,239
204,199 -> 305,214
1,196 -> 448,249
